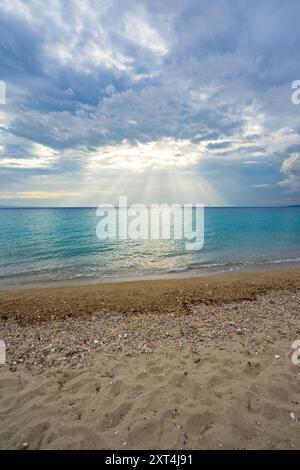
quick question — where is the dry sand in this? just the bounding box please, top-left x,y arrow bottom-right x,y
0,268 -> 300,449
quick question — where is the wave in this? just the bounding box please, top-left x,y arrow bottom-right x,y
166,257 -> 300,274
1,256 -> 300,290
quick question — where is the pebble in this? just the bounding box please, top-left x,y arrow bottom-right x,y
2,290 -> 298,370
21,442 -> 29,449
290,412 -> 296,420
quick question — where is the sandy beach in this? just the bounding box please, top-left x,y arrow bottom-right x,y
0,268 -> 300,449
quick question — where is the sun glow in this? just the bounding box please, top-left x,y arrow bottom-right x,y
87,138 -> 206,172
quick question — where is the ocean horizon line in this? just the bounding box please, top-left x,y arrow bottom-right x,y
0,204 -> 299,209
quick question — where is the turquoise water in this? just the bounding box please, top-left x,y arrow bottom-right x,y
0,207 -> 299,289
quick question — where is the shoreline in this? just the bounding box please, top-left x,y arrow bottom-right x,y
1,258 -> 300,292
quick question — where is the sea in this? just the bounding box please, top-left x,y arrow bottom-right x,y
0,206 -> 299,290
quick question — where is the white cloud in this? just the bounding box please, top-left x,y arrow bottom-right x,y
279,153 -> 300,191
87,137 -> 205,171
0,191 -> 81,199
122,11 -> 168,56
269,128 -> 300,153
0,143 -> 58,168
0,0 -> 32,20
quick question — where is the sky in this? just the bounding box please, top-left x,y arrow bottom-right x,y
0,0 -> 300,207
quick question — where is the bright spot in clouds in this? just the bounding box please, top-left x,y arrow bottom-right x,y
88,138 -> 203,171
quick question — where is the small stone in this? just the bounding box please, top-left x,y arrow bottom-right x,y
290,412 -> 296,420
275,355 -> 280,359
22,442 -> 29,449
93,340 -> 99,345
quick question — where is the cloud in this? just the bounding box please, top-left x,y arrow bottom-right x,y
122,9 -> 168,56
0,142 -> 57,168
280,153 -> 300,191
87,137 -> 205,171
0,191 -> 81,199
